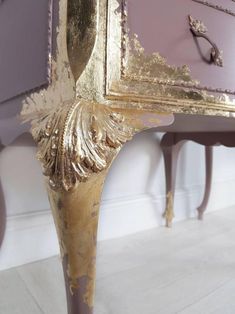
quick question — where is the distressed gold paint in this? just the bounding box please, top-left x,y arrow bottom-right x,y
20,2 -> 172,309
21,0 -> 75,120
163,191 -> 174,228
111,34 -> 235,108
67,0 -> 97,81
25,98 -> 172,191
47,170 -> 107,307
19,0 -> 235,311
43,103 -> 171,308
28,100 -> 135,191
105,0 -> 235,117
125,34 -> 199,86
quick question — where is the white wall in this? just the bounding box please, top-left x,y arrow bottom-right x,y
1,131 -> 235,270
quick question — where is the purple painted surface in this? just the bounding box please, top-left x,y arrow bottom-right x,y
127,0 -> 235,94
63,257 -> 93,314
0,0 -> 51,103
0,0 -> 59,146
157,114 -> 235,132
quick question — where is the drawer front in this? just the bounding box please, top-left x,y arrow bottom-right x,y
106,0 -> 235,113
127,0 -> 235,94
0,0 -> 52,104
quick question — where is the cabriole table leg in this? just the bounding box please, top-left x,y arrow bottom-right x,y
197,146 -> 213,220
30,100 -> 174,314
161,134 -> 185,227
46,170 -> 109,314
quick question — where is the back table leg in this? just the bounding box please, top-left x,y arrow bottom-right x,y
197,146 -> 213,220
161,133 -> 214,226
161,136 -> 185,228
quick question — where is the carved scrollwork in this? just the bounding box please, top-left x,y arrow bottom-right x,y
30,100 -> 136,191
21,0 -> 172,193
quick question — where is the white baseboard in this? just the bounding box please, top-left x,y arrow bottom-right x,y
99,177 -> 235,240
0,211 -> 59,271
1,178 -> 235,270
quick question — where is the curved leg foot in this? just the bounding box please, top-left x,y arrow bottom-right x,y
30,100 -> 174,313
164,190 -> 174,228
20,0 -> 175,310
197,146 -> 213,220
47,170 -> 108,314
161,134 -> 185,228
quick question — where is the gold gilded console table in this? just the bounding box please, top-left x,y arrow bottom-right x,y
18,0 -> 235,313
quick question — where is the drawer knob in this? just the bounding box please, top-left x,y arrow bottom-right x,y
188,15 -> 223,67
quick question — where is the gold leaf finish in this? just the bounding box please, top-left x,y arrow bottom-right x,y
31,100 -> 135,191
126,34 -> 199,86
163,192 -> 174,228
47,169 -> 107,308
105,0 -> 235,116
21,3 -> 174,310
67,0 -> 97,81
20,0 -> 235,312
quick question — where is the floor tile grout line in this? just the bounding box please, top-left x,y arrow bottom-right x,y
176,277 -> 235,314
2,206 -> 235,313
16,268 -> 45,314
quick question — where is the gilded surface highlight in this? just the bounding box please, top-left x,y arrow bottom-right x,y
109,33 -> 235,108
67,0 -> 97,81
30,100 -> 136,191
20,0 -> 235,312
125,34 -> 200,88
163,191 -> 174,228
47,169 -> 107,308
21,1 -> 174,311
105,0 -> 235,115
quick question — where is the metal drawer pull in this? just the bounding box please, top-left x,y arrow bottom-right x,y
188,15 -> 223,67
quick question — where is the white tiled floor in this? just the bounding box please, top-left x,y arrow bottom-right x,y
1,207 -> 235,314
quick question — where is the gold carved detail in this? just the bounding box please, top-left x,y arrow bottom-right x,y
111,33 -> 234,108
106,0 -> 235,110
30,100 -> 135,191
21,0 -> 174,310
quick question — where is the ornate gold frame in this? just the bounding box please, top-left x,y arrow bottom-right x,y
103,0 -> 235,117
20,0 -> 235,313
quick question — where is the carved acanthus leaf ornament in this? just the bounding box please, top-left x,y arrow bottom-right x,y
21,0 -> 173,192
19,0 -> 175,309
29,100 -> 135,191
20,0 -> 137,191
